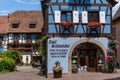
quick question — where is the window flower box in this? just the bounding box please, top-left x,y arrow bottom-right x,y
27,39 -> 32,43
36,40 -> 40,43
60,21 -> 74,28
14,39 -> 18,43
87,22 -> 102,28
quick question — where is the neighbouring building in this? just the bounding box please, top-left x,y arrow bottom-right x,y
0,11 -> 43,65
41,0 -> 113,77
112,5 -> 120,67
0,16 -> 9,52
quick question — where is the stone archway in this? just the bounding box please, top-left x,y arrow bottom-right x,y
68,38 -> 107,74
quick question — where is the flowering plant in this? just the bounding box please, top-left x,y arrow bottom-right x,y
27,39 -> 32,43
60,21 -> 74,28
72,67 -> 78,73
53,61 -> 63,72
53,66 -> 63,72
106,35 -> 119,73
87,22 -> 102,28
14,39 -> 18,43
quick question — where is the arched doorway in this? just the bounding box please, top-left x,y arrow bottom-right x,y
68,39 -> 107,73
72,42 -> 104,72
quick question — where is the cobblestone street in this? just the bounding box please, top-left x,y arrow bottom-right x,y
0,66 -> 120,80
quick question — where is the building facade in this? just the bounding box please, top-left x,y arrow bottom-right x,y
0,16 -> 9,52
112,7 -> 120,68
41,0 -> 112,77
0,11 -> 43,65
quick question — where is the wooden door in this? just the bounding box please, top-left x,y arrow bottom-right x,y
87,50 -> 97,72
79,49 -> 97,72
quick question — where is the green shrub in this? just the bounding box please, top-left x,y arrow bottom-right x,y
40,36 -> 47,55
1,50 -> 20,60
0,58 -> 15,72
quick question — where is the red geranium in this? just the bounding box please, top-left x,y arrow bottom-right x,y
105,56 -> 113,60
87,22 -> 102,27
14,39 -> 18,43
60,21 -> 74,28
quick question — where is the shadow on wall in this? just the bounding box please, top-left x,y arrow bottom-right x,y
104,77 -> 120,80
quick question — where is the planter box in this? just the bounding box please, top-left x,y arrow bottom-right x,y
53,70 -> 62,78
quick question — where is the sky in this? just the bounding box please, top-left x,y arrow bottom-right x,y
0,0 -> 120,16
0,0 -> 41,15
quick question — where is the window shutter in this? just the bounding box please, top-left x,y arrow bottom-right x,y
55,11 -> 61,23
73,11 -> 79,23
82,11 -> 88,23
99,11 -> 106,23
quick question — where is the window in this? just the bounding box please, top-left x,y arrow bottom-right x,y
88,11 -> 99,22
60,11 -> 73,34
61,11 -> 72,22
29,24 -> 36,28
12,24 -> 19,28
87,11 -> 100,35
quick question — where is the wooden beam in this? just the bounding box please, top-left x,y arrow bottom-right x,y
45,3 -> 112,7
49,6 -> 58,33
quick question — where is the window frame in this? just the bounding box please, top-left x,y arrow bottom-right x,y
29,23 -> 36,28
12,23 -> 19,28
61,10 -> 73,22
88,11 -> 99,22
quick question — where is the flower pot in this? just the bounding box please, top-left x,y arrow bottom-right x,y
53,70 -> 62,78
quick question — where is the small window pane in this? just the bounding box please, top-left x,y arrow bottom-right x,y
12,24 -> 19,28
29,24 -> 36,28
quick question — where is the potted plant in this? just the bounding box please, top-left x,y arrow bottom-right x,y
53,61 -> 63,78
72,67 -> 78,73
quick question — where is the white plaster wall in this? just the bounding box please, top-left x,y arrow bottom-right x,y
47,37 -> 108,73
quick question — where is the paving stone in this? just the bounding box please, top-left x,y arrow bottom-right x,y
0,66 -> 120,80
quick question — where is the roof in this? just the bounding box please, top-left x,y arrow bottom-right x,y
112,1 -> 120,17
113,7 -> 120,21
107,0 -> 118,6
0,16 -> 9,34
8,10 -> 43,33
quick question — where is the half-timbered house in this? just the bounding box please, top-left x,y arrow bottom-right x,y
0,16 -> 9,52
41,0 -> 113,77
8,11 -> 43,65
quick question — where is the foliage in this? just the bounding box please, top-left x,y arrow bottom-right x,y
72,68 -> 78,73
55,61 -> 60,66
106,35 -> 119,73
53,66 -> 63,72
0,50 -> 20,72
40,36 -> 47,55
0,58 -> 15,72
1,50 -> 20,60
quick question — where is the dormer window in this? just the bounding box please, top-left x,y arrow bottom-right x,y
12,24 -> 19,28
29,24 -> 36,28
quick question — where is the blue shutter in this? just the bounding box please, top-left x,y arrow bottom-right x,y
12,34 -> 14,39
3,35 -> 7,41
18,34 -> 20,40
24,34 -> 27,40
31,34 -> 36,40
0,46 -> 4,52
